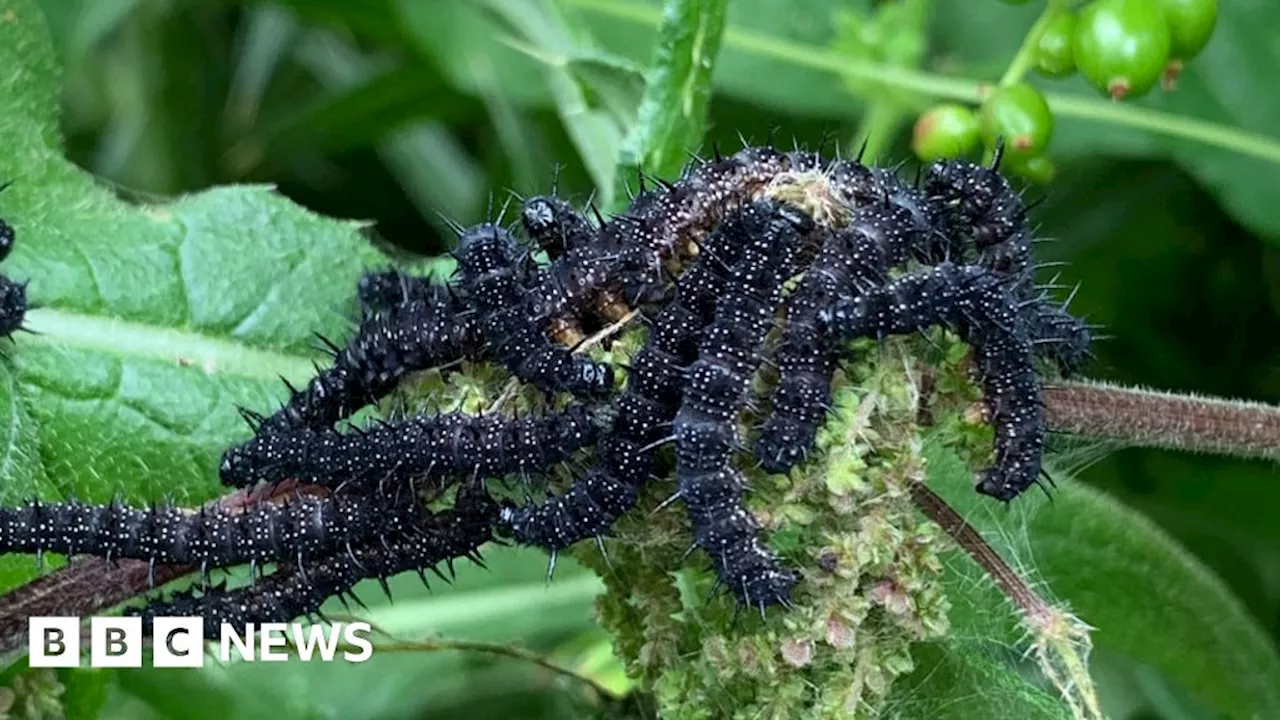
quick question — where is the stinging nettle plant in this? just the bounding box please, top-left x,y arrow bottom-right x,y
0,1 -> 1277,719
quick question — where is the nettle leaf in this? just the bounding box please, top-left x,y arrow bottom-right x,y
889,640 -> 1070,719
922,440 -> 1280,720
112,552 -> 602,720
0,0 -> 384,590
618,0 -> 729,181
566,52 -> 646,129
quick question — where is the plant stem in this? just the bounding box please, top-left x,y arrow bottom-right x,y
567,0 -> 1280,165
326,638 -> 617,699
849,102 -> 904,164
910,482 -> 1051,618
999,1 -> 1065,86
909,481 -> 1103,720
1043,379 -> 1280,461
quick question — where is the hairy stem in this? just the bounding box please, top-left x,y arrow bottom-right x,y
910,481 -> 1102,720
1043,379 -> 1280,461
909,481 -> 1050,619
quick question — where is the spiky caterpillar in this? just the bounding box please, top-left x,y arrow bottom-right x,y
821,261 -> 1045,500
220,405 -> 600,490
355,269 -> 439,318
924,158 -> 1093,375
0,184 -> 30,342
251,272 -> 484,436
0,492 -> 414,579
497,211 -> 752,553
516,146 -> 823,331
515,147 -> 834,341
614,208 -> 755,440
754,206 -> 908,474
618,148 -> 817,290
924,158 -> 1032,274
675,200 -> 811,611
497,436 -> 652,554
756,159 -> 1084,475
521,195 -> 597,260
518,204 -> 637,349
456,223 -> 614,399
130,483 -> 498,638
825,161 -> 957,265
1029,302 -> 1093,376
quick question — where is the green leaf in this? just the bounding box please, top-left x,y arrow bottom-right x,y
923,440 -> 1280,720
223,4 -> 299,136
575,0 -> 861,118
888,640 -> 1071,719
248,64 -> 481,162
112,551 -> 602,720
60,667 -> 112,720
393,0 -> 555,108
399,0 -> 624,203
292,32 -> 486,231
0,0 -> 384,591
566,52 -> 646,128
618,0 -> 729,181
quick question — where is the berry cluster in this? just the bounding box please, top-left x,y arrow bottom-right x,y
915,0 -> 1217,181
0,144 -> 1091,632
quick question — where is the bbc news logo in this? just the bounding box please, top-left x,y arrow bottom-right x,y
29,617 -> 374,668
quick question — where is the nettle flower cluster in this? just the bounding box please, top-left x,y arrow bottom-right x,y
0,144 -> 1090,714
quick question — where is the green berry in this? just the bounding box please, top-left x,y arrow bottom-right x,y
1016,154 -> 1057,184
1074,0 -> 1172,100
978,83 -> 1053,159
1033,10 -> 1078,77
1155,0 -> 1216,60
912,104 -> 980,162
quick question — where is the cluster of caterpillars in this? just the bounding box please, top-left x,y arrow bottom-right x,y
0,145 -> 1091,638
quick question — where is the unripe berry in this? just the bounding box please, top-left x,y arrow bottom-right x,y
1074,0 -> 1172,100
979,83 -> 1054,159
1034,10 -> 1078,78
912,104 -> 981,162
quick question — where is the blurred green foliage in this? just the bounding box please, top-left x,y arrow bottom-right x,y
2,0 -> 1278,717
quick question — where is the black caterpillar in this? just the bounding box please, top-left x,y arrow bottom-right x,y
496,204 -> 754,555
674,200 -> 811,611
130,483 -> 498,638
221,405 -> 599,490
521,195 -> 598,260
754,208 -> 897,474
0,492 -> 412,582
456,223 -> 614,399
924,156 -> 1093,374
497,436 -> 652,561
821,261 -> 1044,500
249,270 -> 484,436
